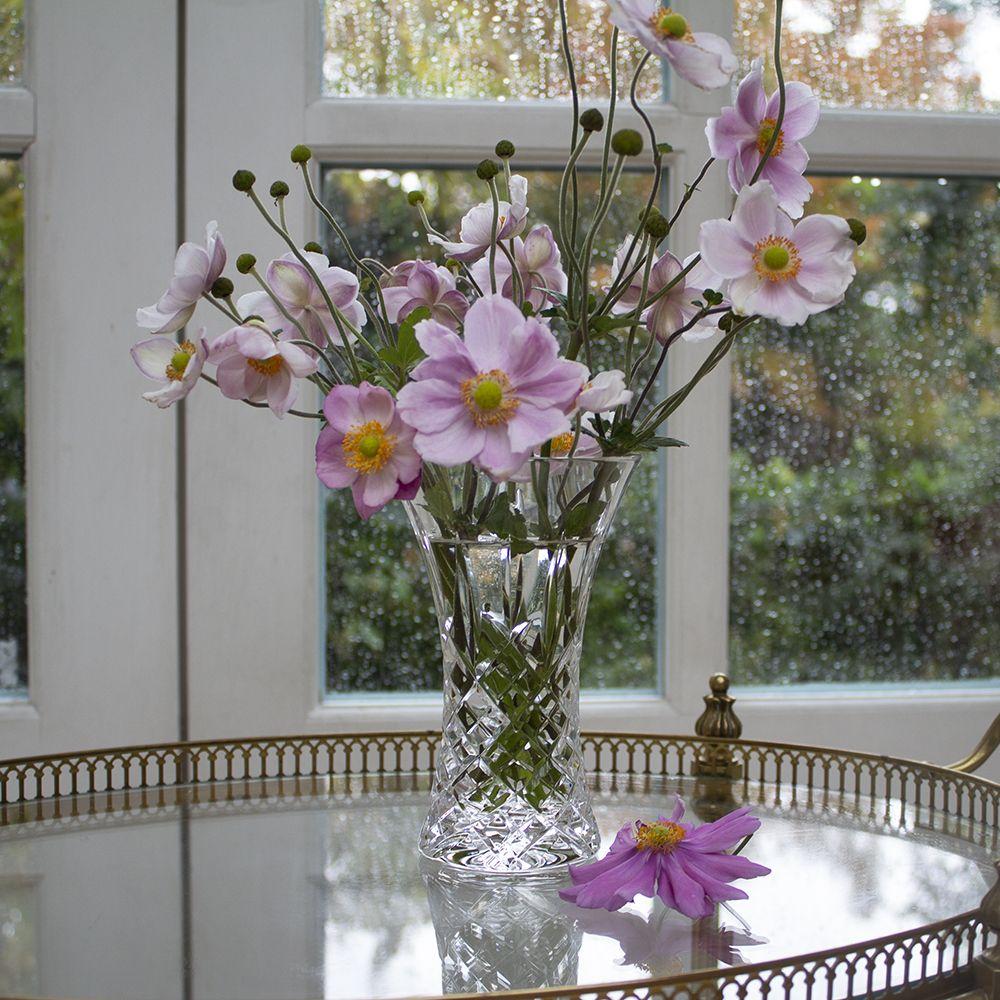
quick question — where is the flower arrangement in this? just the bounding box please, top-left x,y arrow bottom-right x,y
131,0 -> 864,875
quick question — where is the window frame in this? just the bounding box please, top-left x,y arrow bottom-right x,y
0,2 -> 181,759
184,0 -> 1000,773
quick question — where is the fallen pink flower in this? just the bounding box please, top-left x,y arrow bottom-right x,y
560,796 -> 770,917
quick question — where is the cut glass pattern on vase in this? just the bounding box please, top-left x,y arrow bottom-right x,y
406,456 -> 639,875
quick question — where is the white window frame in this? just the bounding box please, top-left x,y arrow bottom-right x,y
0,1 -> 181,759
183,0 -> 999,775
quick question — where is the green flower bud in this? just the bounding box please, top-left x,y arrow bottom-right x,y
303,241 -> 323,253
495,139 -> 516,159
235,253 -> 257,274
476,158 -> 501,181
579,108 -> 605,133
407,190 -> 426,206
719,312 -> 735,332
232,170 -> 256,192
290,144 -> 312,164
210,277 -> 234,299
643,208 -> 670,239
847,218 -> 867,245
611,129 -> 643,157
269,180 -> 290,199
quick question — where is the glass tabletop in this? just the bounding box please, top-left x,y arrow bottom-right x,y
0,773 -> 992,1000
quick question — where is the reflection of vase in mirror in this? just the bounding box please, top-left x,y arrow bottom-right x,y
423,868 -> 582,993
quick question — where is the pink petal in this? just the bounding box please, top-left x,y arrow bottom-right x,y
318,266 -> 361,310
131,338 -> 176,381
561,849 -> 657,910
736,60 -> 767,126
362,464 -> 402,509
315,425 -> 358,489
505,317 -> 560,386
215,356 -> 249,399
357,382 -> 396,426
766,81 -> 820,142
395,379 -> 467,433
266,367 -> 296,418
699,219 -> 752,279
413,419 -> 485,466
463,294 -> 522,371
732,180 -> 782,244
706,106 -> 757,159
277,340 -> 319,378
267,258 -> 312,308
762,157 -> 813,219
742,277 -> 814,326
674,853 -> 749,903
323,384 -> 364,433
515,357 -> 588,412
658,854 -> 713,919
793,214 -> 853,257
236,325 -> 279,360
476,426 -> 525,480
507,403 -> 569,454
665,33 -> 737,91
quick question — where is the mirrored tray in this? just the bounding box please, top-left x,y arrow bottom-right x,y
0,731 -> 997,1000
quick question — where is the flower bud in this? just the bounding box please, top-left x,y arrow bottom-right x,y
210,277 -> 234,299
580,108 -> 605,133
303,241 -> 323,253
269,180 -> 290,199
476,158 -> 501,181
236,253 -> 257,274
847,218 -> 867,245
611,129 -> 643,157
495,139 -> 516,159
719,312 -> 735,331
232,170 -> 256,192
407,190 -> 426,206
643,208 -> 670,239
290,144 -> 312,164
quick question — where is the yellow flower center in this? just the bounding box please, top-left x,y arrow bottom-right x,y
756,118 -> 785,157
166,341 -> 196,381
549,432 -> 575,457
247,355 -> 284,377
650,7 -> 692,41
634,820 -> 686,853
754,235 -> 801,283
461,370 -> 519,427
342,420 -> 396,474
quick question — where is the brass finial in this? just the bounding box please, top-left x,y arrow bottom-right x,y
692,673 -> 744,780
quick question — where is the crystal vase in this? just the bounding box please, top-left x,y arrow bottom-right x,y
405,455 -> 639,875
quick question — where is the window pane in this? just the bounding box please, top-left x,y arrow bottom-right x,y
0,159 -> 24,694
736,0 -> 1000,112
731,175 -> 999,685
322,0 -> 660,101
0,0 -> 23,84
321,166 -> 660,694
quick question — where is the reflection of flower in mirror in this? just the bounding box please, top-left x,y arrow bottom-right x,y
572,902 -> 765,976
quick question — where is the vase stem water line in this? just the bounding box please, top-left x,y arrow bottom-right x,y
406,456 -> 639,876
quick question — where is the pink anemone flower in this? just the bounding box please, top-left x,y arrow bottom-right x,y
610,243 -> 717,344
137,221 -> 226,334
560,796 -> 770,917
576,370 -> 632,413
315,382 -> 422,520
264,250 -> 366,348
707,59 -> 820,218
606,1 -> 737,91
130,330 -> 208,408
209,322 -> 318,418
470,224 -> 567,311
380,260 -> 469,331
396,294 -> 588,481
429,175 -> 528,263
699,181 -> 857,326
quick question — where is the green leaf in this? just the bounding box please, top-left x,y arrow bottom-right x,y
589,314 -> 640,335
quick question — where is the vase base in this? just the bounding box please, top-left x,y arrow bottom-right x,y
418,840 -> 597,879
